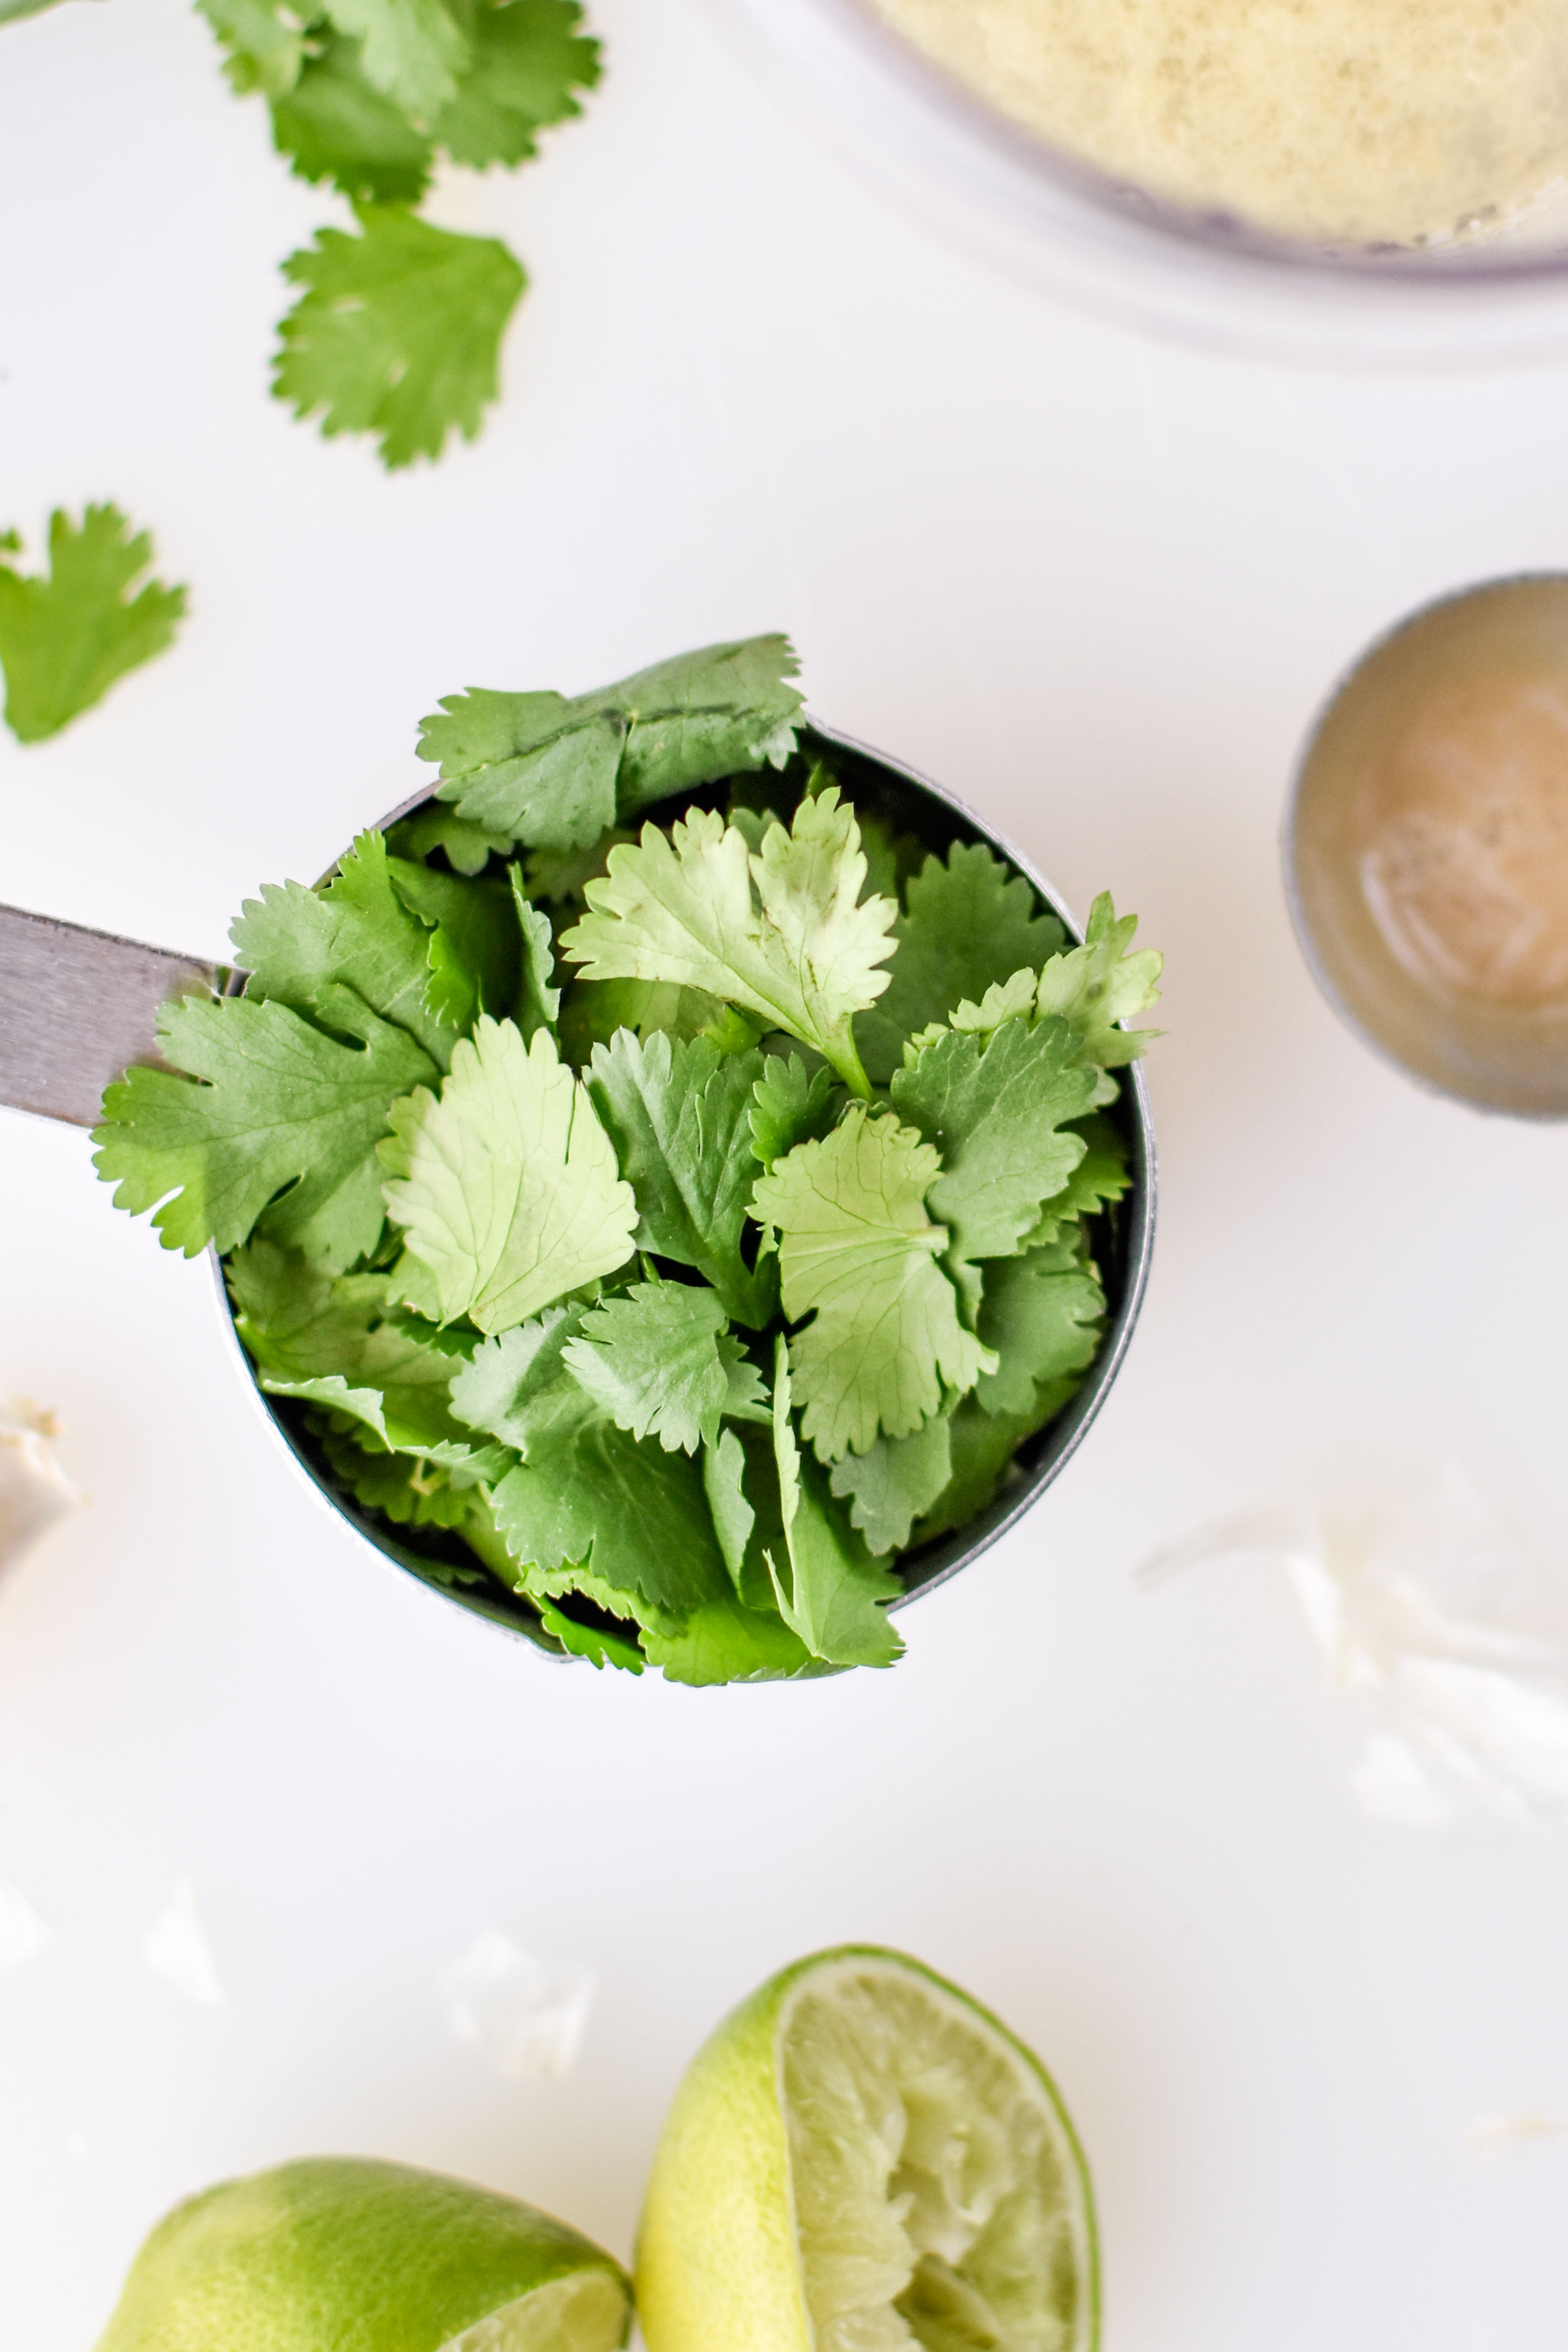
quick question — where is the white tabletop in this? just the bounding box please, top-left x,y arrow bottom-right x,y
3,2 -> 1568,2345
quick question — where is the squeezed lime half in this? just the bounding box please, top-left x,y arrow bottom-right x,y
635,1943 -> 1099,2352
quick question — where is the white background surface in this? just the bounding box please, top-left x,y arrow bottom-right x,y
3,2 -> 1568,2345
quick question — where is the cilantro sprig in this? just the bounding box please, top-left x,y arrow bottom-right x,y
0,506 -> 185,744
92,632 -> 1161,1684
194,0 -> 600,463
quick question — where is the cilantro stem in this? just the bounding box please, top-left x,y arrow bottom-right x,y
831,1035 -> 874,1100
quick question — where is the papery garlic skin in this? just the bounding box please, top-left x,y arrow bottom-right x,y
0,1400 -> 82,1581
1146,1470 -> 1568,1829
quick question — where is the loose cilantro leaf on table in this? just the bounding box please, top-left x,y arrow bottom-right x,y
272,30 -> 437,204
419,635 -> 804,850
269,2 -> 598,202
0,506 -> 185,744
433,0 -> 601,167
186,0 -> 602,461
318,0 -> 469,118
198,0 -> 312,95
274,208 -> 525,469
93,635 -> 1158,1683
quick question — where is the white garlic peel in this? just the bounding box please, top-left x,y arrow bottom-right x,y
1145,1469 -> 1568,1830
0,1400 -> 83,1582
439,1933 -> 596,2082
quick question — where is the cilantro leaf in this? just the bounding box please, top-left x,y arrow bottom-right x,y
514,1546 -> 808,1683
858,843 -> 1067,1083
909,1395 -> 1043,1550
322,0 -> 469,116
386,802 -> 513,876
537,1601 -> 646,1674
1034,893 -> 1162,1070
585,1030 -> 778,1328
523,830 -> 629,903
449,1304 -> 596,1452
315,1420 -> 492,1530
274,208 -> 525,469
560,1279 -> 766,1454
508,869 -> 562,1040
93,986 -> 434,1263
750,1106 -> 994,1461
490,1419 -> 730,1615
0,506 -> 185,745
906,965 -> 1037,1055
198,0 -> 309,96
703,1424 -> 755,1592
433,0 -> 600,169
748,1053 -> 838,1169
230,830 -> 459,1068
380,1015 -> 635,1330
828,1413 -> 954,1557
1022,1110 -> 1131,1246
271,31 -> 435,204
229,1236 -> 508,1470
560,975 -> 733,1063
418,635 -> 804,852
563,790 -> 896,1093
765,1340 -> 902,1667
972,1240 -> 1105,1417
384,851 -> 533,1034
890,1016 -> 1097,1267
640,1592 -> 812,1685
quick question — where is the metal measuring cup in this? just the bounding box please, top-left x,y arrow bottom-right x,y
0,724 -> 1156,1657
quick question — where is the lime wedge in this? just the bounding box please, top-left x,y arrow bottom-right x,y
93,2156 -> 632,2352
635,1944 -> 1099,2352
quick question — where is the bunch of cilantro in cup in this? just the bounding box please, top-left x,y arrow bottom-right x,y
93,638 -> 1159,1684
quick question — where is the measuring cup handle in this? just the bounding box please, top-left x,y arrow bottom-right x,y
0,903 -> 219,1126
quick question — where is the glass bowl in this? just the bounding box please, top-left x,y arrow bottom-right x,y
710,0 -> 1568,365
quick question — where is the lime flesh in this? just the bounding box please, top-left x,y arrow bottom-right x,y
442,2269 -> 629,2352
635,1945 -> 1099,2352
93,2156 -> 632,2352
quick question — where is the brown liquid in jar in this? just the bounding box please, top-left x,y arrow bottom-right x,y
1359,668 -> 1568,1014
1290,577 -> 1568,1114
